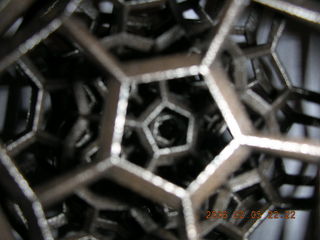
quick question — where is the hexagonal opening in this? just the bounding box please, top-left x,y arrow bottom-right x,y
0,67 -> 38,143
83,178 -> 181,239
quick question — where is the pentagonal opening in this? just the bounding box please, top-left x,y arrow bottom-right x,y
28,34 -> 106,148
221,44 -> 289,133
123,75 -> 233,187
148,107 -> 189,149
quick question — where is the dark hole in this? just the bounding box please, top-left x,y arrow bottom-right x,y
158,117 -> 179,142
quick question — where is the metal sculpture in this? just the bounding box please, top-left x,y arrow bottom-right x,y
0,0 -> 319,239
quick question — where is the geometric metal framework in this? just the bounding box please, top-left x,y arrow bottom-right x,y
0,0 -> 320,240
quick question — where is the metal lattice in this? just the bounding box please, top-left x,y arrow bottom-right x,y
0,0 -> 320,240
